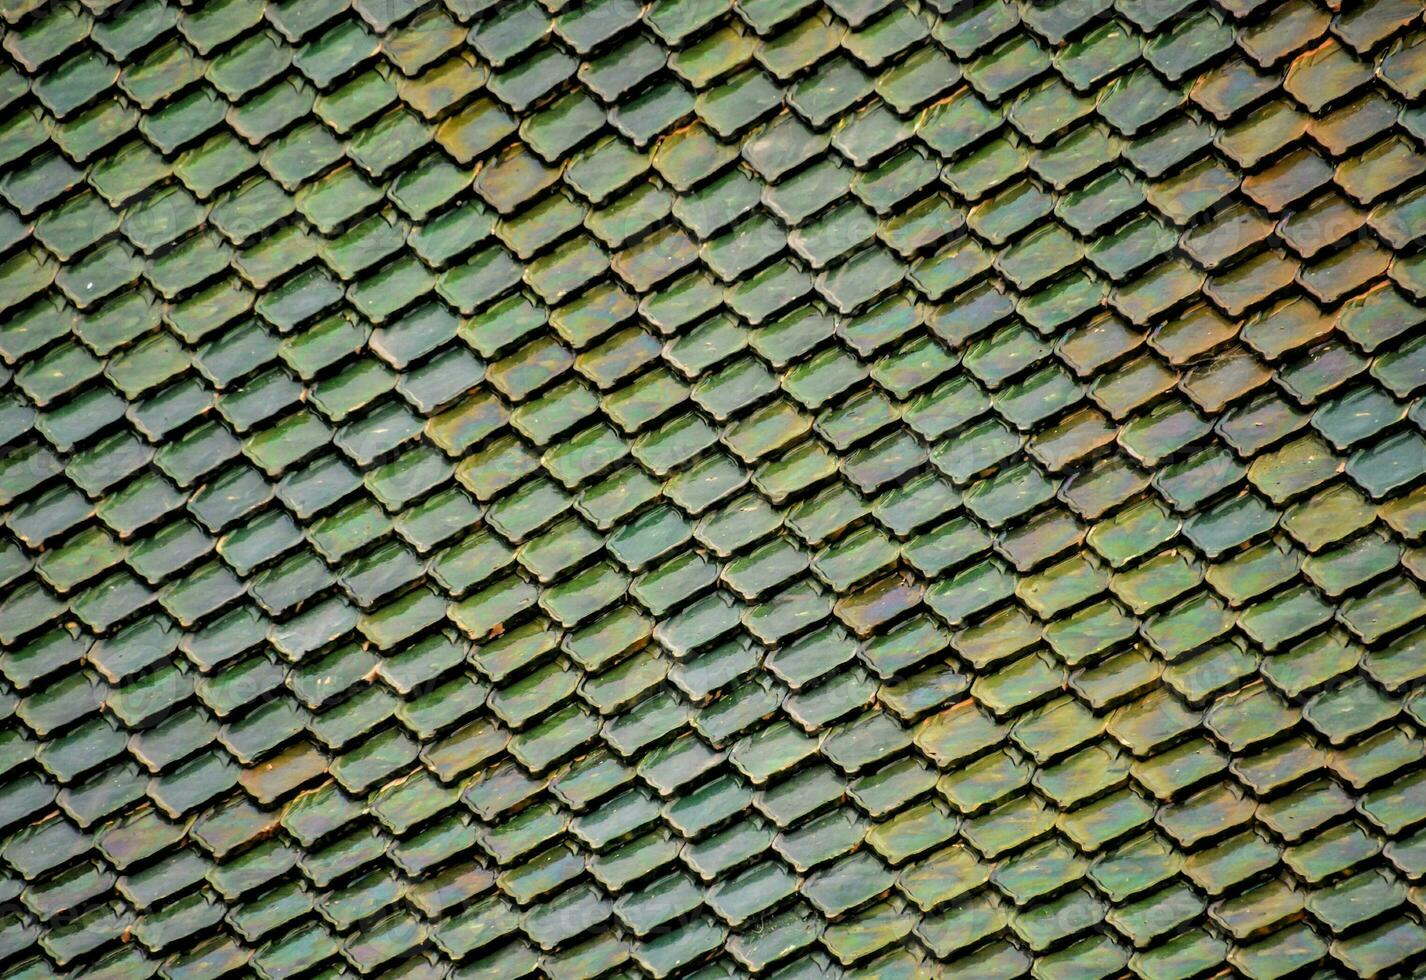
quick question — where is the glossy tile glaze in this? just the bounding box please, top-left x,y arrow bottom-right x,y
2,0 -> 1426,977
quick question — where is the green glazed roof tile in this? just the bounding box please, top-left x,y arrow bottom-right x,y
3,1 -> 1426,974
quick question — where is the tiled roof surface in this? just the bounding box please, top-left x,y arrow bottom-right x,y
3,0 -> 1426,976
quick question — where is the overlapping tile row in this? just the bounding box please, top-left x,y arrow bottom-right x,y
4,0 -> 1426,975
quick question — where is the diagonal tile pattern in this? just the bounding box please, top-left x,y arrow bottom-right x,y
4,0 -> 1426,976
